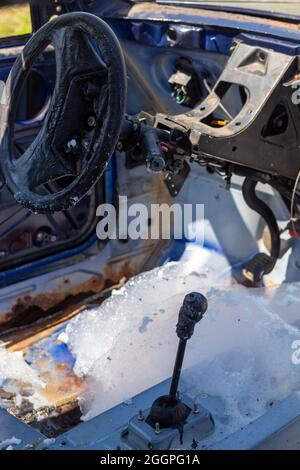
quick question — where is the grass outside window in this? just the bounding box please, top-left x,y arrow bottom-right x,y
0,3 -> 31,38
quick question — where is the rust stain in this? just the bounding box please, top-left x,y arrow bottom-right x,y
103,260 -> 137,285
0,275 -> 105,331
6,305 -> 85,351
0,259 -> 148,346
3,311 -> 88,430
32,359 -> 86,409
0,255 -> 150,333
129,3 -> 300,32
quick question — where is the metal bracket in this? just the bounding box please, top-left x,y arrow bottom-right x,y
122,395 -> 214,450
164,161 -> 191,197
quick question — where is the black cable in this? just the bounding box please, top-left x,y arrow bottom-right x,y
242,178 -> 280,270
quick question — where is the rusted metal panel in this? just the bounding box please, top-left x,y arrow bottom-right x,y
0,275 -> 105,330
128,3 -> 300,34
0,250 -> 153,331
0,252 -> 161,435
2,307 -> 88,437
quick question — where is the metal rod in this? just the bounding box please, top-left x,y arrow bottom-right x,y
168,339 -> 187,403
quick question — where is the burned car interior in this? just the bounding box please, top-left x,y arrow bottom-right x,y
1,0 -> 300,452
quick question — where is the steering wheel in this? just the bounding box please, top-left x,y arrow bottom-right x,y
0,12 -> 126,213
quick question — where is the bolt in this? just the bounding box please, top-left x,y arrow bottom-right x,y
87,115 -> 96,128
56,5 -> 62,13
0,250 -> 6,258
176,390 -> 181,400
116,142 -> 123,151
132,123 -> 138,131
193,403 -> 200,415
138,410 -> 144,421
154,422 -> 160,435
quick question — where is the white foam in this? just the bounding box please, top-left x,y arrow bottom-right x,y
0,436 -> 22,450
61,257 -> 300,440
42,438 -> 56,447
0,343 -> 46,409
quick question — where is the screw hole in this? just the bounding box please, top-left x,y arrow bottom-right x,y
257,51 -> 266,62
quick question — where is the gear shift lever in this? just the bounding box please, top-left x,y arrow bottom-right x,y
148,292 -> 208,429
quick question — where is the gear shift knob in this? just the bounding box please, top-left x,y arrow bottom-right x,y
176,292 -> 208,340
